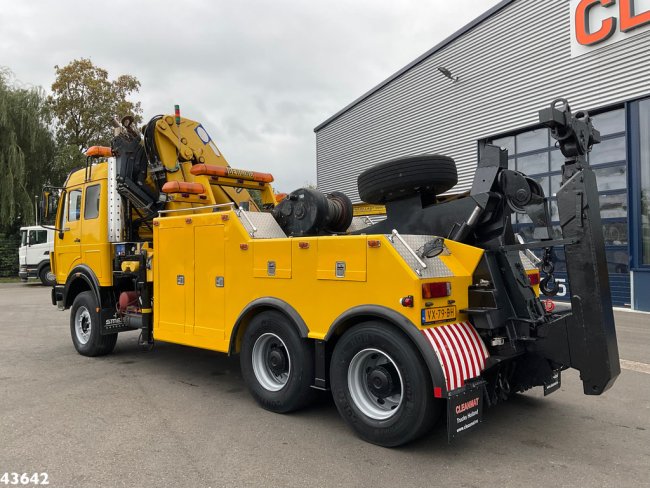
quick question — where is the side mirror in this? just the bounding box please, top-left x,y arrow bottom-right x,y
40,188 -> 61,226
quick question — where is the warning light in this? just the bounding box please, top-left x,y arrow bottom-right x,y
422,282 -> 451,299
528,271 -> 540,285
85,146 -> 112,157
400,295 -> 414,308
174,104 -> 181,126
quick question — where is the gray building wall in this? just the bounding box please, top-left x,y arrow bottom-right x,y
315,0 -> 650,202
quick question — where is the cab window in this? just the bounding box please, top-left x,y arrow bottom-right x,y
84,184 -> 100,220
67,190 -> 82,222
20,230 -> 27,246
28,230 -> 48,245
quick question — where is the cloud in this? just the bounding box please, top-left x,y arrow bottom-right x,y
0,0 -> 500,192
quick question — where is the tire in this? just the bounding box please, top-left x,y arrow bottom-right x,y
70,291 -> 118,357
357,154 -> 457,204
330,322 -> 440,447
240,311 -> 315,413
38,264 -> 56,287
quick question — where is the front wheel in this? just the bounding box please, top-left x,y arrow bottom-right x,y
39,264 -> 56,287
330,323 -> 440,446
70,291 -> 117,357
240,311 -> 314,413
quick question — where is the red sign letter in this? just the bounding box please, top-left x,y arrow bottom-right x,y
575,0 -> 617,46
620,0 -> 650,32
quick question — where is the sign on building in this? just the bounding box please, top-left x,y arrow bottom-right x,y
570,0 -> 650,57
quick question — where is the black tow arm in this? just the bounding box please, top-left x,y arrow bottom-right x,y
534,99 -> 620,395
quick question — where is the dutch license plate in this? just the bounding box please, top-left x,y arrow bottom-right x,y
421,305 -> 456,325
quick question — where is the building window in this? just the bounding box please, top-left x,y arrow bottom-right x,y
486,105 -> 629,305
639,99 -> 650,265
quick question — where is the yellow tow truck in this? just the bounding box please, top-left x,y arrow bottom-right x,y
44,100 -> 620,446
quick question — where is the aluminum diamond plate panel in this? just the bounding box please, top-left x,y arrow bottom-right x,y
238,211 -> 286,239
386,234 -> 453,278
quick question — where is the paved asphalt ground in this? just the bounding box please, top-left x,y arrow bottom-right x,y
0,283 -> 648,488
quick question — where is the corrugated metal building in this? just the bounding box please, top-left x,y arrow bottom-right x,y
314,0 -> 650,311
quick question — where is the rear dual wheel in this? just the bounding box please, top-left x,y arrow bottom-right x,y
240,311 -> 315,413
240,314 -> 440,446
330,323 -> 440,446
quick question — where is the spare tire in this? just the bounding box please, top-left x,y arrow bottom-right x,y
357,154 -> 457,204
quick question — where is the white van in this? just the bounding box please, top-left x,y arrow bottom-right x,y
19,226 -> 55,286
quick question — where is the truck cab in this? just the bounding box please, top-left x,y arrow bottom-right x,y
51,164 -> 112,288
19,225 -> 55,286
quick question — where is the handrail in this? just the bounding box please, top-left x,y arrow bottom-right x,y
237,207 -> 258,234
390,229 -> 427,271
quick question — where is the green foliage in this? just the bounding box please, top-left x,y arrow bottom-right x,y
0,68 -> 56,230
48,58 -> 143,175
0,60 -> 143,234
0,231 -> 20,277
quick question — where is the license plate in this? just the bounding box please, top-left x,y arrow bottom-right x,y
421,305 -> 456,325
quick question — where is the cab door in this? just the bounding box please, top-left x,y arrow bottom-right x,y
54,187 -> 83,283
80,182 -> 108,280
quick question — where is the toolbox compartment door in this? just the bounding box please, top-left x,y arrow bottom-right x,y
194,225 -> 225,342
156,222 -> 194,340
253,240 -> 292,279
316,236 -> 367,282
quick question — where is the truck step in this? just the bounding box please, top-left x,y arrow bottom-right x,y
460,307 -> 498,314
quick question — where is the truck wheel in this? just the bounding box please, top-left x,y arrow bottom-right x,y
330,323 -> 440,446
357,154 -> 457,204
39,264 -> 56,286
70,291 -> 118,357
240,311 -> 314,413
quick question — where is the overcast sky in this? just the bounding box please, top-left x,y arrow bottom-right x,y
1,0 -> 501,192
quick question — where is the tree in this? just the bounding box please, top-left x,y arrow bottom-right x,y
0,68 -> 56,230
48,58 -> 142,172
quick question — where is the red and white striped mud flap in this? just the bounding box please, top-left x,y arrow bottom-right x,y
421,321 -> 489,395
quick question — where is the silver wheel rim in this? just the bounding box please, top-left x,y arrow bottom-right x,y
74,306 -> 91,345
252,333 -> 291,391
46,271 -> 55,283
348,348 -> 404,420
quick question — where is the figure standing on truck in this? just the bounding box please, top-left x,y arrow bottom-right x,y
43,99 -> 619,446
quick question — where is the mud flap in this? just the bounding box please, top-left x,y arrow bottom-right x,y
543,369 -> 561,396
99,308 -> 131,334
447,379 -> 486,442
